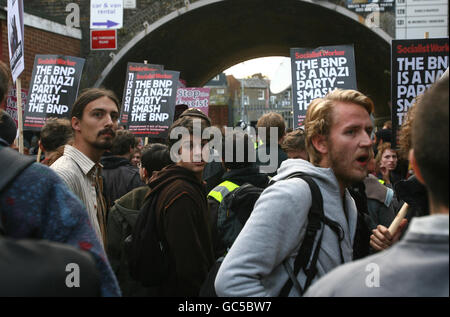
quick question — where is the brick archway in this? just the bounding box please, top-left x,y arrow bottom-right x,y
91,0 -> 392,119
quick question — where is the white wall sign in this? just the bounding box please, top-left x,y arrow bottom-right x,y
90,0 -> 123,29
396,0 -> 448,39
124,0 -> 137,9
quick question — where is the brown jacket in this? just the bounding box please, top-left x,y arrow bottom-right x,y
149,164 -> 215,296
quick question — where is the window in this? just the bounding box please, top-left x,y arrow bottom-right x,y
284,90 -> 291,100
243,96 -> 249,105
270,96 -> 277,105
212,75 -> 220,81
258,89 -> 265,100
216,88 -> 225,95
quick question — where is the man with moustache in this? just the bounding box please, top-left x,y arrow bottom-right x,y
215,89 -> 374,296
52,88 -> 120,246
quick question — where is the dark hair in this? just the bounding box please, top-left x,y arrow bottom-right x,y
256,112 -> 286,143
167,115 -> 210,147
412,76 -> 449,207
0,109 -> 17,145
40,118 -> 73,152
222,131 -> 255,170
110,130 -> 136,155
71,88 -> 120,120
141,143 -> 172,174
281,129 -> 306,153
174,104 -> 189,121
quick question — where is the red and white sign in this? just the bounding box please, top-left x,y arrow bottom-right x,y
5,87 -> 27,128
91,29 -> 117,50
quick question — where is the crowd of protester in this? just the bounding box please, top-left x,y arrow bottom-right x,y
0,59 -> 448,297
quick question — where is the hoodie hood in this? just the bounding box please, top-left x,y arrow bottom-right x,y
272,158 -> 357,254
148,164 -> 204,193
101,156 -> 132,169
273,159 -> 341,194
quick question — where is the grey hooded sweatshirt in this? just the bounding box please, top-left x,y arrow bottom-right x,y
215,158 -> 358,297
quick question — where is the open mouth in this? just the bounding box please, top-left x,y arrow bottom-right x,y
356,154 -> 369,164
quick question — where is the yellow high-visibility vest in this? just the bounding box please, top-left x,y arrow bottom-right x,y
207,180 -> 240,203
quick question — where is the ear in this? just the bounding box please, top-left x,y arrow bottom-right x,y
142,168 -> 149,180
409,149 -> 425,184
311,134 -> 328,156
72,116 -> 81,133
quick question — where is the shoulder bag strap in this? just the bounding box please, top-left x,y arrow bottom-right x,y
279,172 -> 324,296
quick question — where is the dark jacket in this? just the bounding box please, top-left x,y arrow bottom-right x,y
394,175 -> 429,237
146,164 -> 215,296
101,156 -> 145,208
207,166 -> 270,257
363,174 -> 396,230
0,238 -> 100,296
106,185 -> 156,296
256,144 -> 288,177
0,146 -> 120,296
203,160 -> 225,193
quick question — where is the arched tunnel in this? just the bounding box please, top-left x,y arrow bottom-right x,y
95,0 -> 392,122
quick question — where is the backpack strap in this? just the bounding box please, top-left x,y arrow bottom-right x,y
278,172 -> 344,297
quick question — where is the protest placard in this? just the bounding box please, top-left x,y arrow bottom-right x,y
176,87 -> 210,116
127,70 -> 180,138
7,0 -> 24,83
5,87 -> 27,128
120,62 -> 164,125
24,55 -> 85,131
290,44 -> 357,128
391,38 -> 449,147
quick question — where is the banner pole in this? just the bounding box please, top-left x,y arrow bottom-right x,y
16,78 -> 24,154
144,60 -> 148,146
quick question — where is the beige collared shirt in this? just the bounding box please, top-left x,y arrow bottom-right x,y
51,144 -> 106,245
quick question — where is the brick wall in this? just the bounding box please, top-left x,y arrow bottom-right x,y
0,20 -> 81,91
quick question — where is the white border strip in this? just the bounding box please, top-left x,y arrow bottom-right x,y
3,7 -> 82,39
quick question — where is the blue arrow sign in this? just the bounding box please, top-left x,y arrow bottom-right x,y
92,20 -> 119,28
90,0 -> 123,29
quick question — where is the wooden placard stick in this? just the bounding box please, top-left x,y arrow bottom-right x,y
16,78 -> 24,154
36,146 -> 42,162
388,203 -> 409,235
